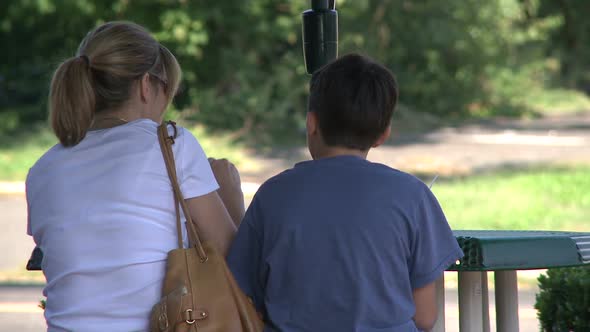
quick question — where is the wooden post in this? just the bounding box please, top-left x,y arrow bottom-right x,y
482,272 -> 491,332
495,270 -> 519,332
458,271 -> 490,332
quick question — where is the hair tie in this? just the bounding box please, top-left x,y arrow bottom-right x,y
79,55 -> 91,67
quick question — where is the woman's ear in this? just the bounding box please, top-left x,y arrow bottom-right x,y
139,73 -> 151,104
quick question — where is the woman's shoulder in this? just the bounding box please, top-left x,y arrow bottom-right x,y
27,143 -> 65,178
120,119 -> 195,146
139,120 -> 193,141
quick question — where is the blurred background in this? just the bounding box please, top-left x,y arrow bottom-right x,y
0,0 -> 589,331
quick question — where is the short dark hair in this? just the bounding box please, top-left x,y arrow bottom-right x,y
308,53 -> 398,150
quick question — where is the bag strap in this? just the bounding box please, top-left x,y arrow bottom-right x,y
157,121 -> 208,262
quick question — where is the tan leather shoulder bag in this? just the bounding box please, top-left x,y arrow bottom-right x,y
150,121 -> 264,332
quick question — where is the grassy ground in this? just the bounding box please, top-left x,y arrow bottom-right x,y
0,125 -> 56,181
433,166 -> 590,232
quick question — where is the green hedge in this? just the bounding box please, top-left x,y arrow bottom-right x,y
535,266 -> 590,332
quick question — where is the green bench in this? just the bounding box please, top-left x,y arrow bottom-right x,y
434,230 -> 590,332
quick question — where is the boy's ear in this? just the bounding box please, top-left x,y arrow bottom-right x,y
306,112 -> 319,136
372,126 -> 391,148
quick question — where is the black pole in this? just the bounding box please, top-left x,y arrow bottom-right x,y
312,0 -> 329,10
302,0 -> 338,74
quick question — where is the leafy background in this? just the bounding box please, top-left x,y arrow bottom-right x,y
1,0 -> 589,143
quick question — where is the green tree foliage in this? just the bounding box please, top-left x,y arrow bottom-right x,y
0,0 -> 586,141
337,0 -> 512,116
0,0 -> 104,125
519,0 -> 590,91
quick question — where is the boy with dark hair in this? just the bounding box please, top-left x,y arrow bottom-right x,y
227,54 -> 463,331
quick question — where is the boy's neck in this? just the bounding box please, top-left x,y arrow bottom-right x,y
313,146 -> 369,160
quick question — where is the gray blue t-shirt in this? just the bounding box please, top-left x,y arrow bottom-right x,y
227,155 -> 463,332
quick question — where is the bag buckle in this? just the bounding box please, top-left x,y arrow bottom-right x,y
185,309 -> 195,324
185,308 -> 208,324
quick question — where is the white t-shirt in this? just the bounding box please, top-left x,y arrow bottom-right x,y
26,119 -> 219,332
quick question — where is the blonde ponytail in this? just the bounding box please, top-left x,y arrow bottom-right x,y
49,56 -> 95,147
49,21 -> 182,147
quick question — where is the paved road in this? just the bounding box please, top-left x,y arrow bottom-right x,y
0,194 -> 34,271
375,115 -> 590,175
242,112 -> 590,179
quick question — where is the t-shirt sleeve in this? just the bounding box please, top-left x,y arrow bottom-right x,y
409,186 -> 463,289
177,128 -> 219,199
227,199 -> 266,314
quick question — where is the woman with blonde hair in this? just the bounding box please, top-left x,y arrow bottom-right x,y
26,21 -> 244,331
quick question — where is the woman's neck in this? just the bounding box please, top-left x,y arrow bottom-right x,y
94,101 -> 163,127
